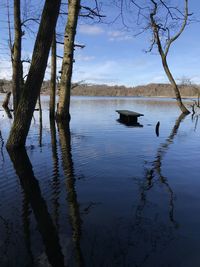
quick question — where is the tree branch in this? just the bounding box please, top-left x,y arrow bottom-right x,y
164,0 -> 188,57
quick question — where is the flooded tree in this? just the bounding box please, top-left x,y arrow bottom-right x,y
119,0 -> 191,114
148,0 -> 190,114
12,0 -> 24,111
56,0 -> 105,121
56,0 -> 81,121
50,31 -> 57,119
2,91 -> 11,110
5,0 -> 22,111
2,92 -> 12,118
6,0 -> 61,148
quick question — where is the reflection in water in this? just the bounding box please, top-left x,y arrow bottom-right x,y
50,119 -> 60,229
21,189 -> 33,265
7,147 -> 65,267
152,114 -> 186,226
38,96 -> 43,147
191,113 -> 199,132
127,114 -> 186,266
144,114 -> 186,226
117,119 -> 143,127
1,96 -> 200,267
57,121 -> 84,267
0,129 -> 4,162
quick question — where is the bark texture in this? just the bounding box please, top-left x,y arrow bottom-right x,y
56,0 -> 80,121
49,31 -> 57,119
12,0 -> 22,111
161,58 -> 190,114
6,0 -> 61,148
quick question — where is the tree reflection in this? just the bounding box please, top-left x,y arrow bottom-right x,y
145,113 -> 186,226
38,95 -> 43,147
127,114 -> 187,266
191,113 -> 199,132
0,130 -> 4,162
57,121 -> 84,267
50,119 -> 60,229
7,147 -> 65,267
135,113 -> 186,233
21,189 -> 33,265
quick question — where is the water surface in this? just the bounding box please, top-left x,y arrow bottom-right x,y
0,96 -> 200,267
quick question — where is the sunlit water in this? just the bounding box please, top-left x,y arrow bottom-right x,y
0,95 -> 200,267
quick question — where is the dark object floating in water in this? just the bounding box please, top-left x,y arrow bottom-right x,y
155,121 -> 160,137
117,119 -> 143,127
116,110 -> 144,125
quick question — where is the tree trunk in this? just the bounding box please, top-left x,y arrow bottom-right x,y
56,0 -> 80,121
12,0 -> 22,111
49,31 -> 57,119
6,0 -> 61,148
162,57 -> 190,114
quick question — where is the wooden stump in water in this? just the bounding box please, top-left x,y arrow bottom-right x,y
2,92 -> 11,109
2,92 -> 12,119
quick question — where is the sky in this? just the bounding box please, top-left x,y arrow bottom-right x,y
0,0 -> 200,87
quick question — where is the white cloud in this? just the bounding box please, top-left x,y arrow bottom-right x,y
73,60 -> 120,85
78,25 -> 104,35
76,54 -> 95,62
108,30 -> 133,41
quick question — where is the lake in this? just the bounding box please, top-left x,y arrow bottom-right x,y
0,95 -> 200,267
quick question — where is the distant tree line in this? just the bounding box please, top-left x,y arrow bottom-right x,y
72,83 -> 200,98
1,79 -> 199,98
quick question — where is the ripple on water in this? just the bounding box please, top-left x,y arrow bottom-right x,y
0,96 -> 200,267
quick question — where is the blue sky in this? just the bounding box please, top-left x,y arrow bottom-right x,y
0,0 -> 200,86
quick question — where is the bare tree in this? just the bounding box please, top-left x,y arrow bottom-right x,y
56,0 -> 81,121
5,0 -> 42,111
149,0 -> 190,114
12,0 -> 23,111
6,0 -> 61,148
118,0 -> 191,114
50,30 -> 57,119
56,0 -> 105,121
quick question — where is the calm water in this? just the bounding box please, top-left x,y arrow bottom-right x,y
0,96 -> 200,267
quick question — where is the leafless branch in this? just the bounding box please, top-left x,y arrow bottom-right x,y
74,43 -> 85,49
80,5 -> 106,20
21,17 -> 40,26
71,80 -> 85,89
164,0 -> 188,57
